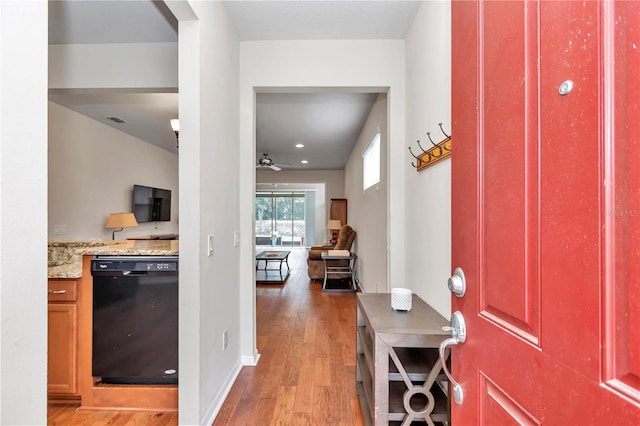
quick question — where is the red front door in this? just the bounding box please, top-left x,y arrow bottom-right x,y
451,1 -> 640,424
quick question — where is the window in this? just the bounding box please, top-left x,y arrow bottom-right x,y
255,192 -> 306,246
362,131 -> 380,190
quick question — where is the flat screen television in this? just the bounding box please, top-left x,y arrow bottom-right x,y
132,184 -> 171,223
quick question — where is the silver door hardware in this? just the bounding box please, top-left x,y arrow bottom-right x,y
558,80 -> 574,96
439,311 -> 466,405
448,267 -> 466,297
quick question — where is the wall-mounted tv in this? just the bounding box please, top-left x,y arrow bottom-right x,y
132,184 -> 171,223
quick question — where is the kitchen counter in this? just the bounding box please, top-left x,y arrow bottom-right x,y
48,240 -> 178,279
76,239 -> 178,256
48,262 -> 84,279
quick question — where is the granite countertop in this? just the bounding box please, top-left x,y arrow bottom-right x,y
48,240 -> 178,279
76,240 -> 179,256
48,262 -> 84,279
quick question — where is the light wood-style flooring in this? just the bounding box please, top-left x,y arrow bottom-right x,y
48,248 -> 363,425
48,404 -> 178,425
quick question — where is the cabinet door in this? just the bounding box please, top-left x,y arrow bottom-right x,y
48,303 -> 78,395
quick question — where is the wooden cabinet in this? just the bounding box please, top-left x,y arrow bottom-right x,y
330,198 -> 348,243
356,293 -> 450,425
48,279 -> 79,398
330,198 -> 348,226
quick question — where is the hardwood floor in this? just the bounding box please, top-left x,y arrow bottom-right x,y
48,248 -> 364,425
214,247 -> 363,425
48,403 -> 178,425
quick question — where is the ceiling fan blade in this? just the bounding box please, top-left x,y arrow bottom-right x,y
269,165 -> 282,171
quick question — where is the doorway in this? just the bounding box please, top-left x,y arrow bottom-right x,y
243,89 -> 394,366
255,191 -> 307,247
238,42 -> 406,370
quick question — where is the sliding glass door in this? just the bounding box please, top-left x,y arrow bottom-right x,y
255,192 -> 305,246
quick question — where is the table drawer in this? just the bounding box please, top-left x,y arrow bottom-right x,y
48,280 -> 77,302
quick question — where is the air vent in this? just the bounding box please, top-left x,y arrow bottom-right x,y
105,116 -> 127,124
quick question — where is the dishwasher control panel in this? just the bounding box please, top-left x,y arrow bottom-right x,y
91,256 -> 178,273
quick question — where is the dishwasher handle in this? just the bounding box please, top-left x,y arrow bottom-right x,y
91,270 -> 148,277
91,269 -> 178,277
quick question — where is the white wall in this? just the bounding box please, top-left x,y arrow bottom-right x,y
256,169 -> 345,245
404,1 -> 452,319
48,102 -> 178,240
239,40 -> 406,361
0,1 -> 48,424
171,2 -> 241,424
345,93 -> 388,292
49,42 -> 177,90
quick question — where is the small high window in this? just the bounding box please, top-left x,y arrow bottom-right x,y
362,132 -> 380,190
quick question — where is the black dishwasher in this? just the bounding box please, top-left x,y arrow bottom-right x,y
91,256 -> 178,385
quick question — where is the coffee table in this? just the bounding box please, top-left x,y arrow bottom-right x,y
256,250 -> 291,283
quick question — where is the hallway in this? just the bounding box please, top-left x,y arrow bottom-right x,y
215,247 -> 363,424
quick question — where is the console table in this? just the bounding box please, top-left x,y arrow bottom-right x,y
356,293 -> 450,425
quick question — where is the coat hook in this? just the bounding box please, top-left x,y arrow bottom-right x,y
408,146 -> 419,160
408,147 -> 419,169
439,122 -> 450,139
416,139 -> 429,153
427,132 -> 443,157
427,132 -> 439,147
408,146 -> 424,160
410,145 -> 431,163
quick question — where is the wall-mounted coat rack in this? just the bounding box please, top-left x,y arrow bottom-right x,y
408,123 -> 451,171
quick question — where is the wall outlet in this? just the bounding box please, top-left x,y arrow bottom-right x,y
54,225 -> 66,235
233,230 -> 240,247
207,235 -> 214,256
222,329 -> 229,350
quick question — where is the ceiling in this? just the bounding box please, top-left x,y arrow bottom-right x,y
48,1 -> 178,44
256,92 -> 378,170
223,1 -> 421,41
48,0 -> 420,168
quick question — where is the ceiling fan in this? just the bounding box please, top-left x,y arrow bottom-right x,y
256,153 -> 289,171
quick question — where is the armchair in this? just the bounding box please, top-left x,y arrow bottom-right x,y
307,225 -> 356,280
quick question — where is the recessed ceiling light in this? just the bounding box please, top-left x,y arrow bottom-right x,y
301,160 -> 309,164
295,143 -> 304,148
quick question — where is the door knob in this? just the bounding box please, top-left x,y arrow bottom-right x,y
448,267 -> 466,297
439,311 -> 466,405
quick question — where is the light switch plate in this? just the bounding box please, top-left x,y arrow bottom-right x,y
207,235 -> 214,256
233,230 -> 240,247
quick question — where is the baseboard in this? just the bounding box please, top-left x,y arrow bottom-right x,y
199,359 -> 242,426
200,352 -> 262,424
241,352 -> 261,366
